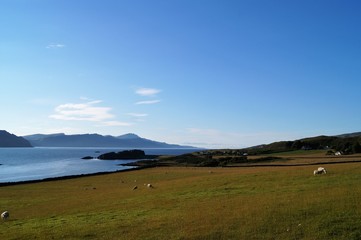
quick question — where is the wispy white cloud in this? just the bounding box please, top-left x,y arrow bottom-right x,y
134,87 -> 162,105
127,113 -> 148,117
49,102 -> 113,121
135,100 -> 161,105
49,100 -> 132,127
135,88 -> 161,97
46,43 -> 65,49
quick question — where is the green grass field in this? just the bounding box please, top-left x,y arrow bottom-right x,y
1,158 -> 361,239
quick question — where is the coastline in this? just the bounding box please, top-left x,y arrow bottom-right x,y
0,148 -> 201,186
0,165 -> 149,187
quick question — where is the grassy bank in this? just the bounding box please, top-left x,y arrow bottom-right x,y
1,162 -> 361,239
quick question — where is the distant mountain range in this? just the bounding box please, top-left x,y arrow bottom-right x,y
0,130 -> 32,147
22,133 -> 195,148
1,129 -> 360,151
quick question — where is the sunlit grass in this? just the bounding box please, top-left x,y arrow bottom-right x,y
1,162 -> 361,239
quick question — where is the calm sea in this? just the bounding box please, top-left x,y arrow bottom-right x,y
0,148 -> 198,183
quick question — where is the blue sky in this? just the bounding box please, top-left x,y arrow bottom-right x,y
1,0 -> 360,148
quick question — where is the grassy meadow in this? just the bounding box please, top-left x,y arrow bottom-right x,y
1,154 -> 361,239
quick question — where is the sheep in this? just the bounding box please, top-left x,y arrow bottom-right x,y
1,211 -> 9,220
147,184 -> 153,188
313,167 -> 327,175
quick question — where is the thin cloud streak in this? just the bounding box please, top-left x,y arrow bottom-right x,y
135,100 -> 161,105
46,43 -> 65,49
127,113 -> 148,117
135,88 -> 161,97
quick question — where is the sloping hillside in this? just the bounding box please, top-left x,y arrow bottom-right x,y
0,130 -> 32,147
243,134 -> 361,155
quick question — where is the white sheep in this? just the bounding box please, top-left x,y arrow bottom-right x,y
1,211 -> 9,220
147,183 -> 153,188
313,167 -> 327,175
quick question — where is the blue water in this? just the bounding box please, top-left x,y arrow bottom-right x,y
0,148 -> 198,183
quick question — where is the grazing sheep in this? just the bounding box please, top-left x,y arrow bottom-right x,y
147,184 -> 153,188
132,186 -> 138,190
1,211 -> 9,220
314,167 -> 327,175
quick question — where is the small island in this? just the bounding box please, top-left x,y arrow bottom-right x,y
83,149 -> 158,160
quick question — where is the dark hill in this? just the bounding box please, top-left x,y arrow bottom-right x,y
0,130 -> 32,147
243,133 -> 361,155
336,132 -> 361,138
23,133 -> 196,148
